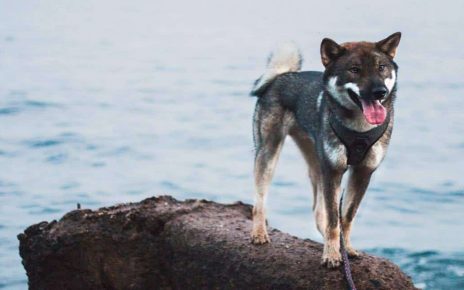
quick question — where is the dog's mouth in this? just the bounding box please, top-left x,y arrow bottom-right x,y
347,89 -> 362,110
347,89 -> 387,125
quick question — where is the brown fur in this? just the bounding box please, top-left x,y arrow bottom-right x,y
250,33 -> 401,268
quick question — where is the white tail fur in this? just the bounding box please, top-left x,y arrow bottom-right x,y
251,42 -> 302,96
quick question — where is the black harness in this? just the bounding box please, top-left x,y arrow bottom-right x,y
329,112 -> 390,166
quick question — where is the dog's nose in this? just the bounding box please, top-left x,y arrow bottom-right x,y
371,87 -> 388,99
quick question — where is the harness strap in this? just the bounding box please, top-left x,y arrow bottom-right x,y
329,113 -> 390,165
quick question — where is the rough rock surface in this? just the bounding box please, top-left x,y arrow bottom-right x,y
18,195 -> 417,290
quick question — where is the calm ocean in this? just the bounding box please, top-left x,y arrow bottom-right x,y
0,1 -> 463,289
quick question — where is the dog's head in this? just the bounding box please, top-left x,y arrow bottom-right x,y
321,32 -> 401,125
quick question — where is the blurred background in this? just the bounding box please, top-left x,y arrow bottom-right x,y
0,0 -> 463,289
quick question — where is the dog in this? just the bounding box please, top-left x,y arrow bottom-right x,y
250,32 -> 401,268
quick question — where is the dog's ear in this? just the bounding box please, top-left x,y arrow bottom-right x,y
320,38 -> 345,67
376,32 -> 401,59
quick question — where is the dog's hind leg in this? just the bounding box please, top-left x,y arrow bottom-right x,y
291,133 -> 330,253
251,101 -> 287,244
289,129 -> 320,210
341,166 -> 374,257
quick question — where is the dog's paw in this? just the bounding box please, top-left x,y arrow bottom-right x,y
321,249 -> 342,268
251,228 -> 270,244
346,246 -> 361,258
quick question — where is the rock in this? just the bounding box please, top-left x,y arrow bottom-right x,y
18,195 -> 418,290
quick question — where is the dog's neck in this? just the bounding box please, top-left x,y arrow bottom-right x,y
325,96 -> 392,165
328,111 -> 391,165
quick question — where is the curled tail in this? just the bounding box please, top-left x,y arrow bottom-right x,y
251,42 -> 302,96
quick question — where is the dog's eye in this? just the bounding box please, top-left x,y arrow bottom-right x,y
349,67 -> 360,74
378,64 -> 386,72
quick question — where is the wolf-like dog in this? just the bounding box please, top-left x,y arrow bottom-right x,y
250,33 -> 401,268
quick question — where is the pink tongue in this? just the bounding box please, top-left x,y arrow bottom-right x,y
360,99 -> 387,125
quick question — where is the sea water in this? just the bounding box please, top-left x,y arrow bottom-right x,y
0,1 -> 463,289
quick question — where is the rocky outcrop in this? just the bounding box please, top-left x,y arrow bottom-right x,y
18,195 -> 417,290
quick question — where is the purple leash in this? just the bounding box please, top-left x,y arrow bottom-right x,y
339,190 -> 357,290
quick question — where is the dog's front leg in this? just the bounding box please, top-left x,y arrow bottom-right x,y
320,168 -> 344,268
341,166 -> 374,257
